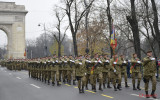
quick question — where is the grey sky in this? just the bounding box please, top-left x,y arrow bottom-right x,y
0,0 -> 61,47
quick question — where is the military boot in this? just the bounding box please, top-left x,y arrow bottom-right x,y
57,81 -> 61,86
133,84 -> 137,90
68,80 -> 71,85
79,88 -> 82,93
125,82 -> 129,88
93,85 -> 97,92
107,83 -> 112,88
73,80 -> 76,85
91,85 -> 94,90
137,84 -> 141,90
145,91 -> 150,98
117,84 -> 122,90
151,90 -> 157,99
48,80 -> 50,85
114,85 -> 117,91
103,83 -> 106,89
63,79 -> 66,83
82,86 -> 85,93
86,84 -> 88,90
52,82 -> 55,86
99,84 -> 103,91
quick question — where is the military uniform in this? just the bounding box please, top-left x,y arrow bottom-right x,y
90,58 -> 98,92
110,57 -> 122,91
75,59 -> 87,93
102,58 -> 112,88
120,58 -> 129,87
131,57 -> 142,90
143,56 -> 157,98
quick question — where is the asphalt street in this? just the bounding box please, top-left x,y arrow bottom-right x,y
0,66 -> 160,100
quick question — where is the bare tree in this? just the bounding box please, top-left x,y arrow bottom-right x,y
47,9 -> 68,57
63,0 -> 95,57
126,0 -> 141,59
151,0 -> 160,54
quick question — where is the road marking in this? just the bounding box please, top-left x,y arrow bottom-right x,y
65,84 -> 71,86
74,87 -> 78,88
30,84 -> 41,89
101,94 -> 114,99
16,77 -> 21,79
85,90 -> 95,94
130,94 -> 139,97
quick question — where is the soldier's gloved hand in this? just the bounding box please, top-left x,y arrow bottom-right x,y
113,62 -> 117,64
98,60 -> 102,63
52,61 -> 55,63
79,63 -> 82,65
88,61 -> 91,63
55,60 -> 58,63
137,61 -> 141,64
64,61 -> 67,63
95,61 -> 98,63
150,58 -> 155,61
105,60 -> 109,63
85,73 -> 87,75
155,73 -> 157,76
123,61 -> 127,63
114,69 -> 116,72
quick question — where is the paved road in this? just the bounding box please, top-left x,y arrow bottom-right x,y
0,66 -> 160,100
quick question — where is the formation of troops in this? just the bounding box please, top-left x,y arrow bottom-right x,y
0,50 -> 158,99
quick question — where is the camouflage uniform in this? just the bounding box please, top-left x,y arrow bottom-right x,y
110,57 -> 122,91
131,57 -> 142,90
75,59 -> 87,93
143,56 -> 157,98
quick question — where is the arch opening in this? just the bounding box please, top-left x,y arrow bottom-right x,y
0,29 -> 8,59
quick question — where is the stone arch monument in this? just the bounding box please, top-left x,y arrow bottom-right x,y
0,2 -> 28,59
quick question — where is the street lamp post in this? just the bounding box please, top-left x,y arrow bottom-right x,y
38,23 -> 48,57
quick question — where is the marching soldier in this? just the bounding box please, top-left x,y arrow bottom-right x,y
75,55 -> 87,93
120,55 -> 129,88
85,54 -> 92,90
143,51 -> 157,98
102,54 -> 112,89
110,54 -> 122,91
131,53 -> 142,90
90,53 -> 99,92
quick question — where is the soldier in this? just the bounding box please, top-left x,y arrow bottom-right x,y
143,51 -> 157,98
131,53 -> 142,90
62,55 -> 68,83
97,55 -> 104,91
90,53 -> 100,92
110,54 -> 122,91
75,55 -> 87,93
102,54 -> 112,89
120,55 -> 129,88
85,54 -> 92,90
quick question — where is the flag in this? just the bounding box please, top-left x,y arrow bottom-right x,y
24,49 -> 26,57
110,22 -> 117,50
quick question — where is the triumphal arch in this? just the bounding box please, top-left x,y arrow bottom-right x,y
0,2 -> 28,59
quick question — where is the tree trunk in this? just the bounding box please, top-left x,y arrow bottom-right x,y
72,34 -> 78,57
127,0 -> 141,59
151,0 -> 160,54
106,0 -> 113,58
58,43 -> 61,58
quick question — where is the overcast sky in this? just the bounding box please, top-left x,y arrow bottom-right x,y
0,0 -> 61,47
